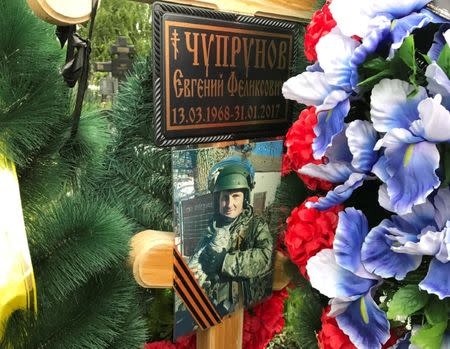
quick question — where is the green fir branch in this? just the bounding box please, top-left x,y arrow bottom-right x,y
0,0 -> 70,167
103,57 -> 173,232
284,285 -> 324,349
28,195 -> 133,303
3,268 -> 145,349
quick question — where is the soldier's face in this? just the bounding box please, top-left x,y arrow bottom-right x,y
219,190 -> 244,219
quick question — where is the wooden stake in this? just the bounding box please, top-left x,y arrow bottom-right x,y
196,306 -> 243,349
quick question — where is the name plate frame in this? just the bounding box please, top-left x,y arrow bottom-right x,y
152,1 -> 302,146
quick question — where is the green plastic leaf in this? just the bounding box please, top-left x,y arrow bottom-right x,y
362,57 -> 391,73
387,285 -> 429,319
411,321 -> 447,349
398,35 -> 416,74
438,44 -> 450,79
357,70 -> 391,88
389,35 -> 418,88
421,53 -> 432,65
425,298 -> 448,325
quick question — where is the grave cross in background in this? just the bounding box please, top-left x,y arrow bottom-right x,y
94,36 -> 135,80
94,36 -> 135,101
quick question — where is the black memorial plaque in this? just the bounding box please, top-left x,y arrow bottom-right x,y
152,2 -> 300,146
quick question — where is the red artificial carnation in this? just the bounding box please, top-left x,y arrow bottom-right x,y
145,334 -> 195,349
145,341 -> 176,349
284,107 -> 333,191
284,197 -> 343,278
317,306 -> 356,349
304,1 -> 337,62
242,288 -> 289,349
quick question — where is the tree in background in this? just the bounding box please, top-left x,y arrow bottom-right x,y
81,0 -> 152,65
0,0 -> 147,347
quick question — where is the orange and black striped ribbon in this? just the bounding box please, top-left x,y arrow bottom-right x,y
173,248 -> 221,330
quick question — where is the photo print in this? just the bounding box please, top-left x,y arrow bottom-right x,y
172,139 -> 283,338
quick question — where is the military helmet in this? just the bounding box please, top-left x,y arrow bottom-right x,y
212,163 -> 254,193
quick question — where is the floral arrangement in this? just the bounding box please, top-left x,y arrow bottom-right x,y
283,0 -> 450,348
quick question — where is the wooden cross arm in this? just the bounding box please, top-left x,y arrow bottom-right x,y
130,229 -> 291,291
132,0 -> 314,22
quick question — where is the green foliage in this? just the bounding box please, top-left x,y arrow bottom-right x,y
102,56 -> 174,342
396,35 -> 417,86
437,44 -> 450,78
108,301 -> 149,349
102,57 -> 173,232
29,195 -> 132,301
60,110 -> 112,191
3,267 -> 146,349
1,1 -> 147,347
2,195 -> 148,348
358,34 -> 427,92
284,284 -> 324,349
80,0 -> 152,64
314,0 -> 327,11
0,0 -> 69,167
424,297 -> 449,325
411,321 -> 447,349
386,285 -> 429,320
143,289 -> 175,341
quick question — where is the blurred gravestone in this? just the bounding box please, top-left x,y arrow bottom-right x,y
94,36 -> 135,101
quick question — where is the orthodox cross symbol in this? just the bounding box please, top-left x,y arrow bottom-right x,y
171,29 -> 180,60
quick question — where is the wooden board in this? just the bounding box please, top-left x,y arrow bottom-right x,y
134,0 -> 314,22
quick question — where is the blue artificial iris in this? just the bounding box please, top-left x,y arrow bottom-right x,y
362,188 -> 450,298
371,78 -> 450,214
282,29 -> 360,159
307,208 -> 390,349
300,120 -> 379,211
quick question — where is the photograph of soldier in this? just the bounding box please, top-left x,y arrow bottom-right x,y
172,140 -> 283,338
188,160 -> 273,316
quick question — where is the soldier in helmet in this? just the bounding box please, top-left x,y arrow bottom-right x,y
188,161 -> 274,316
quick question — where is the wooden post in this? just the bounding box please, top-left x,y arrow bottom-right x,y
130,230 -> 291,349
196,306 -> 244,349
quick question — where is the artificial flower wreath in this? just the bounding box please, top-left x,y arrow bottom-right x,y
283,0 -> 450,348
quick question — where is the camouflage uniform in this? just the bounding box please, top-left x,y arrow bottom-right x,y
188,206 -> 273,315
